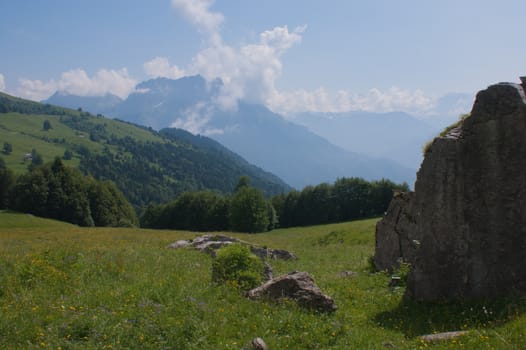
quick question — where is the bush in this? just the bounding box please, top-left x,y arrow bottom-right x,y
211,244 -> 264,291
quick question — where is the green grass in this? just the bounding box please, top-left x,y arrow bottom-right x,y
0,112 -> 162,173
0,212 -> 524,349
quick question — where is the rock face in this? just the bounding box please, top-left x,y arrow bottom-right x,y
375,79 -> 526,300
247,271 -> 337,313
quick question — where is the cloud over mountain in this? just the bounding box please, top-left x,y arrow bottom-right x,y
9,0 -> 460,118
144,57 -> 186,80
16,68 -> 136,101
0,73 -> 5,92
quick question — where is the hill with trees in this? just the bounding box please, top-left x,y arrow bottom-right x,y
0,92 -> 291,212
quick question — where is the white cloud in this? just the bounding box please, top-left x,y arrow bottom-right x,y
17,78 -> 57,101
189,25 -> 306,110
348,87 -> 435,115
16,68 -> 137,101
0,73 -> 5,92
266,86 -> 438,116
171,0 -> 224,44
144,56 -> 186,79
170,102 -> 226,135
267,87 -> 349,115
170,3 -> 438,117
260,25 -> 306,53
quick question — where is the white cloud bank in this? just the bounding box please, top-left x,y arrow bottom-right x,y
171,0 -> 224,45
16,68 -> 137,101
10,0 -> 438,116
170,102 -> 227,136
0,73 -> 5,92
169,0 -> 436,117
144,56 -> 186,79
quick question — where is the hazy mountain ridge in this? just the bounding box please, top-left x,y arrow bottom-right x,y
292,111 -> 436,170
44,76 -> 417,187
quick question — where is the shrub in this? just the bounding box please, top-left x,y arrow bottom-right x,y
211,243 -> 264,291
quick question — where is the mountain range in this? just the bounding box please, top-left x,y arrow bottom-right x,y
0,92 -> 290,210
44,76 -> 432,188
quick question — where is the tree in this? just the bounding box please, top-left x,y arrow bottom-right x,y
30,148 -> 43,166
63,149 -> 73,160
229,187 -> 270,233
43,120 -> 52,131
10,157 -> 136,227
2,142 -> 12,155
235,175 -> 250,192
88,179 -> 138,227
0,157 -> 14,209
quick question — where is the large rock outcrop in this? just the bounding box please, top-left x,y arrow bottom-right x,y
375,78 -> 526,300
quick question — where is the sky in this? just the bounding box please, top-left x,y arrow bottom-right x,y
1,0 -> 526,117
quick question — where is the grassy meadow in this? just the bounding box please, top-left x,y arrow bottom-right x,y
0,111 -> 163,173
0,212 -> 525,349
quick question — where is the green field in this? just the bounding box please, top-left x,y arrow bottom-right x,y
0,212 -> 524,349
0,112 -> 162,173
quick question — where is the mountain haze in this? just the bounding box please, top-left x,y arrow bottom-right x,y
293,111 -> 436,171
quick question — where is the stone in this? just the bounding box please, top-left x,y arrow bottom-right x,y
166,240 -> 191,249
339,270 -> 358,278
242,337 -> 268,350
246,271 -> 337,313
270,249 -> 297,260
420,331 -> 469,343
263,262 -> 274,281
167,234 -> 296,263
375,78 -> 526,300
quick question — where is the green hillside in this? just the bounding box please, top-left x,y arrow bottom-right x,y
0,92 -> 290,210
1,212 -> 524,349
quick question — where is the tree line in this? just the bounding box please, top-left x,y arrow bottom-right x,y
141,176 -> 277,233
1,156 -> 407,232
0,157 -> 137,227
272,177 -> 409,228
141,176 -> 408,232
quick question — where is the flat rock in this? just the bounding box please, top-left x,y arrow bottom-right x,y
167,234 -> 297,262
420,331 -> 469,343
166,240 -> 191,249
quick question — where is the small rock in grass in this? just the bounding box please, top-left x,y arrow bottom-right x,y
243,337 -> 268,350
339,270 -> 358,278
166,240 -> 191,249
420,330 -> 469,343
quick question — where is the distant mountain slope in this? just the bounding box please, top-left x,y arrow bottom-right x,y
43,76 -> 416,187
293,111 -> 438,170
45,91 -> 122,116
114,76 -> 222,130
207,103 -> 415,187
0,92 -> 291,210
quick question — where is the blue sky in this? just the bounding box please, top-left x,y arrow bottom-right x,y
1,0 -> 525,116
